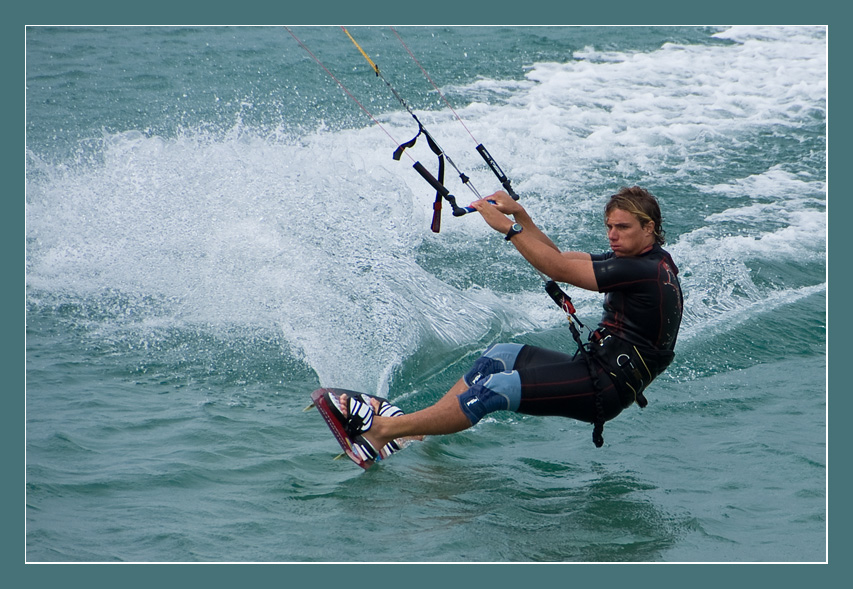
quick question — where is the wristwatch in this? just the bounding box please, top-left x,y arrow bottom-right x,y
505,222 -> 523,241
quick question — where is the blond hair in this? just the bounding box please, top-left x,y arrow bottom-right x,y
604,186 -> 666,245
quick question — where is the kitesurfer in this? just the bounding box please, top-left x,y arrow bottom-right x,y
334,186 -> 683,454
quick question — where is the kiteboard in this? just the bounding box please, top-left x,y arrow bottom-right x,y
306,387 -> 401,470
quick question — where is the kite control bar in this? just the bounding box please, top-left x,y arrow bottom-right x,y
412,162 -> 473,217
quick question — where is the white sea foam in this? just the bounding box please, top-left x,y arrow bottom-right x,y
26,123 -> 538,394
436,25 -> 826,195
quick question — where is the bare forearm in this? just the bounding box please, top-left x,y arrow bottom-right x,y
471,191 -> 597,290
510,233 -> 598,291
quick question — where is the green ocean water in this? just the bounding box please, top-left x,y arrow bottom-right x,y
25,25 -> 826,562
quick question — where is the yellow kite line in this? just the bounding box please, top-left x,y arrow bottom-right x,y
341,26 -> 380,75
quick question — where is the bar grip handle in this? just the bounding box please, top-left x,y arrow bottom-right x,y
476,144 -> 519,200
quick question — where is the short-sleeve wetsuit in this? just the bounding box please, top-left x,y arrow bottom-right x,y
457,244 -> 683,427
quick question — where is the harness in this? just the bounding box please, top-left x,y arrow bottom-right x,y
589,329 -> 651,409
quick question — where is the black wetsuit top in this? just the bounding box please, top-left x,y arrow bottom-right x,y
591,244 -> 683,375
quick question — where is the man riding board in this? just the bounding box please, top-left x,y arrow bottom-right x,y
322,186 -> 683,462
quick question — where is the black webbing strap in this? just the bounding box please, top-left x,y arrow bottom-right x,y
394,123 -> 448,233
587,351 -> 607,448
567,322 -> 606,447
392,127 -> 421,161
546,279 -> 604,447
431,194 -> 443,232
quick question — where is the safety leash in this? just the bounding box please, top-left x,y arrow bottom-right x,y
543,273 -> 606,447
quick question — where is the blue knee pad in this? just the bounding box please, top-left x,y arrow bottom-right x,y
457,371 -> 522,425
463,343 -> 525,386
463,356 -> 505,387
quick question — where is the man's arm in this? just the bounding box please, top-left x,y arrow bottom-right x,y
476,190 -> 560,252
512,237 -> 598,291
471,192 -> 599,292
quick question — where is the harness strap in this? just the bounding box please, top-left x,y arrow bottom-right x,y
623,344 -> 650,408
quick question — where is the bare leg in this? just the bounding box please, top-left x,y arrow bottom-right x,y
341,377 -> 474,451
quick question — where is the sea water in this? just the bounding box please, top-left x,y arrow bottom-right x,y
25,25 -> 826,562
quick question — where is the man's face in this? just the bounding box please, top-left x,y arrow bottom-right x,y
605,208 -> 655,257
